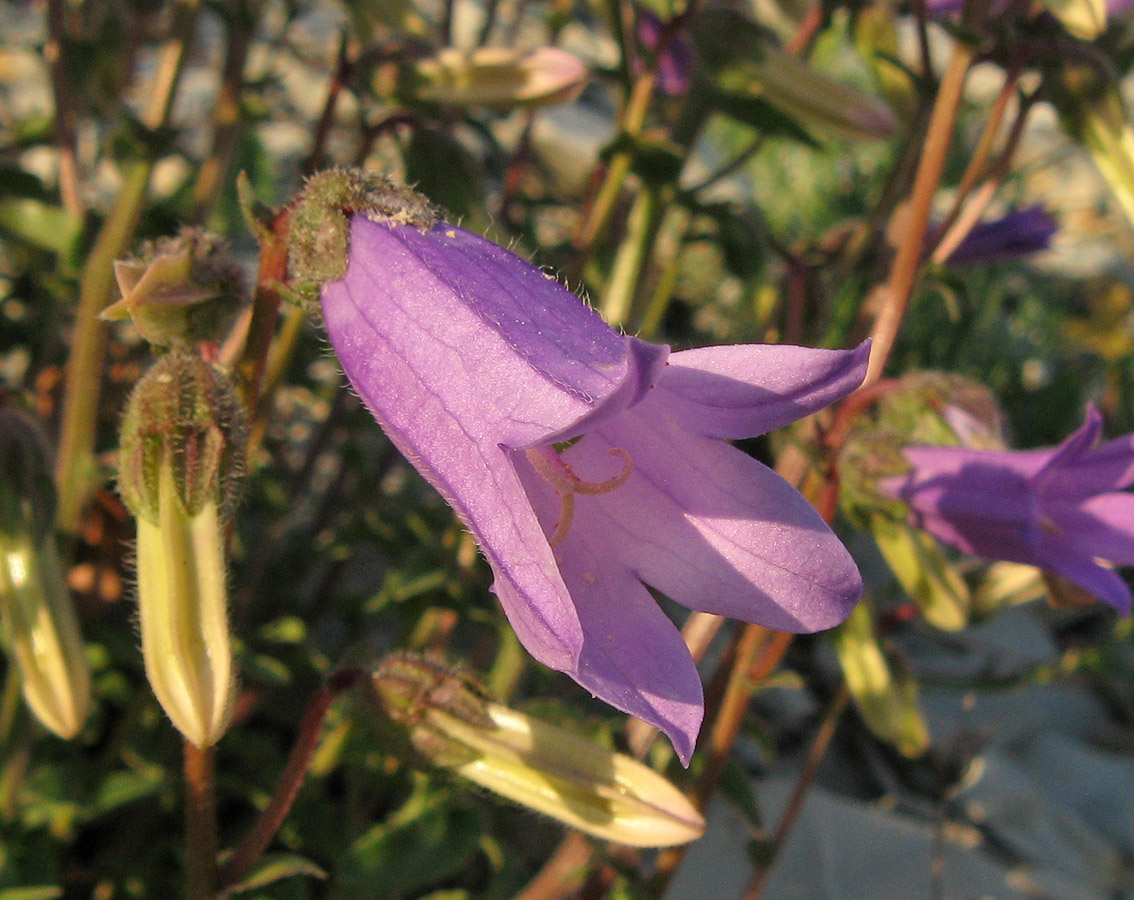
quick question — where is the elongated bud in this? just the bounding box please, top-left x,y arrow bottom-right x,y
118,355 -> 244,747
397,47 -> 588,109
834,602 -> 929,758
0,407 -> 91,738
101,228 -> 247,349
366,655 -> 705,847
1037,0 -> 1106,40
1047,60 -> 1134,230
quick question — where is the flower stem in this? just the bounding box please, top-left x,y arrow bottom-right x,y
571,69 -> 657,267
237,206 -> 292,461
600,183 -> 668,328
190,4 -> 258,223
218,669 -> 362,891
45,0 -> 82,219
864,39 -> 973,386
184,741 -> 218,900
54,0 -> 202,534
740,685 -> 850,900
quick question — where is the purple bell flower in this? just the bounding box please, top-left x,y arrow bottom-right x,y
316,197 -> 866,762
881,406 -> 1134,614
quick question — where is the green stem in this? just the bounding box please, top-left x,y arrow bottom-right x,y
600,184 -> 667,327
54,0 -> 202,533
184,741 -> 218,900
55,160 -> 153,533
637,204 -> 690,339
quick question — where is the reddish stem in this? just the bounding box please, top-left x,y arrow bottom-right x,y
218,669 -> 363,890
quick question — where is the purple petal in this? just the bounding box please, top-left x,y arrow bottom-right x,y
1033,406 -> 1105,494
944,206 -> 1058,266
1038,534 -> 1134,614
514,453 -> 704,762
1042,407 -> 1134,496
556,402 -> 862,632
656,341 -> 869,440
322,216 -> 663,671
1047,493 -> 1134,565
886,449 -> 1040,561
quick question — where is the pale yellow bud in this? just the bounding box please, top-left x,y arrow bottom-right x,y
134,462 -> 234,747
404,47 -> 588,109
0,530 -> 91,739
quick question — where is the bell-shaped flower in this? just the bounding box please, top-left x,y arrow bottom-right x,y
301,173 -> 866,762
881,406 -> 1134,614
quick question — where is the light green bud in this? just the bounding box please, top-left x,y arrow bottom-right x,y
134,462 -> 234,747
399,47 -> 589,110
0,407 -> 91,738
118,355 -> 244,747
101,228 -> 247,350
118,353 -> 246,525
366,655 -> 705,847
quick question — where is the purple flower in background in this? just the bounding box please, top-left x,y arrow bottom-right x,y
882,406 -> 1134,613
944,206 -> 1058,266
636,7 -> 695,96
315,189 -> 866,762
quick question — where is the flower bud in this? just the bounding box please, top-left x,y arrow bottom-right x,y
1038,0 -> 1107,40
118,354 -> 245,747
0,407 -> 91,738
101,228 -> 247,349
365,655 -> 705,847
118,353 -> 246,524
1046,60 -> 1134,230
834,603 -> 929,758
839,373 -> 1004,631
398,47 -> 588,109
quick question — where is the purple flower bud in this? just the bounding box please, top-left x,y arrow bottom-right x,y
943,206 -> 1058,266
303,171 -> 867,762
882,406 -> 1134,614
636,8 -> 695,96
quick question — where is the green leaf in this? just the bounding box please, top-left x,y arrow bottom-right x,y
834,602 -> 929,758
226,853 -> 327,894
92,768 -> 165,816
0,889 -> 63,900
870,513 -> 970,631
0,199 -> 82,259
328,785 -> 484,900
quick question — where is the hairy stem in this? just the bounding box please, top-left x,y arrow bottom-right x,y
184,742 -> 218,900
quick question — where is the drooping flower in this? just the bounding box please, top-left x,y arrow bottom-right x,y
881,405 -> 1134,614
294,171 -> 866,763
942,206 -> 1058,266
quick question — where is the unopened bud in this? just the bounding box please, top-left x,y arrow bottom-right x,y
1038,0 -> 1106,41
1047,60 -> 1134,230
366,655 -> 705,847
399,47 -> 588,109
118,353 -> 246,524
101,228 -> 247,349
0,406 -> 90,738
118,355 -> 243,746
